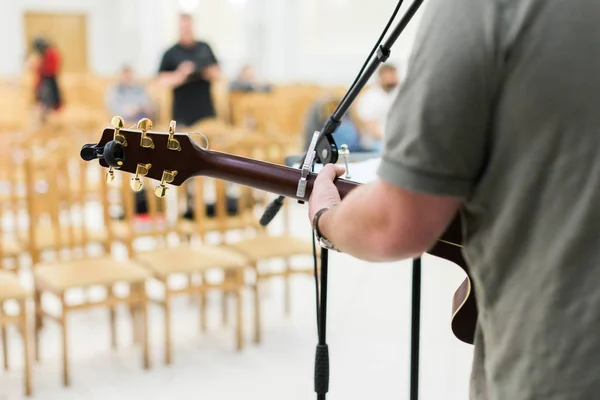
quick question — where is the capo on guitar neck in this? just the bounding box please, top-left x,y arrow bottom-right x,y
80,140 -> 125,168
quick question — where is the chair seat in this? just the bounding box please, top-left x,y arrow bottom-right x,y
19,226 -> 108,250
135,246 -> 249,278
226,235 -> 314,262
34,257 -> 151,292
111,220 -> 167,241
0,271 -> 30,301
176,215 -> 259,235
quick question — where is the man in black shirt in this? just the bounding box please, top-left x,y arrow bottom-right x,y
157,14 -> 221,126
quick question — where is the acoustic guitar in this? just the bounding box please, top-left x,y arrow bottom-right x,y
80,117 -> 478,345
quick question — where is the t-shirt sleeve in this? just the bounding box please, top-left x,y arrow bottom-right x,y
158,49 -> 176,73
205,43 -> 218,65
377,0 -> 499,198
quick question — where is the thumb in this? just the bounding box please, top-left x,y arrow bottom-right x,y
318,163 -> 346,182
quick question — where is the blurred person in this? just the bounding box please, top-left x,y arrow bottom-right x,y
157,14 -> 221,126
105,65 -> 154,123
308,1 -> 600,399
27,37 -> 62,118
355,63 -> 399,151
229,64 -> 272,93
303,95 -> 366,153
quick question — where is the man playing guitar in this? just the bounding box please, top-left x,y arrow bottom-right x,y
308,0 -> 600,398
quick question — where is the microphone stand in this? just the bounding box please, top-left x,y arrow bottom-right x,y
259,1 -> 426,399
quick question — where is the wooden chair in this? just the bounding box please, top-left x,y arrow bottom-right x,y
26,152 -> 151,387
175,177 -> 259,242
0,271 -> 32,396
213,136 -> 317,344
0,148 -> 26,273
106,171 -> 172,257
132,176 -> 251,365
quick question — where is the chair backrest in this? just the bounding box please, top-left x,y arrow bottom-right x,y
107,171 -> 171,254
24,149 -> 111,263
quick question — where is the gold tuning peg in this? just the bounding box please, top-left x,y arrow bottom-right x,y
154,170 -> 178,198
130,163 -> 152,192
106,169 -> 115,183
167,120 -> 181,151
111,116 -> 128,146
112,116 -> 124,129
137,118 -> 155,149
105,116 -> 127,184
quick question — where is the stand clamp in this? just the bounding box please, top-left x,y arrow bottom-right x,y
297,131 -> 320,199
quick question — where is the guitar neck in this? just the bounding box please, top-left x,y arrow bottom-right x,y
199,149 -> 360,201
197,148 -> 464,248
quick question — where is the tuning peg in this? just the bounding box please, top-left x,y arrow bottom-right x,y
167,120 -> 181,151
339,144 -> 351,179
111,116 -> 128,146
137,118 -> 155,149
106,169 -> 115,183
154,169 -> 178,198
131,163 -> 152,192
112,116 -> 124,129
105,116 -> 127,182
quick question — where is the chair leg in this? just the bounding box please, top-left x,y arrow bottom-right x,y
108,286 -> 117,350
1,302 -> 8,370
12,256 -> 21,275
221,291 -> 229,327
199,275 -> 207,333
253,268 -> 261,345
235,288 -> 243,352
126,241 -> 138,323
33,290 -> 41,363
222,270 -> 235,327
131,283 -> 143,345
60,294 -> 70,387
20,300 -> 32,396
284,258 -> 291,316
138,283 -> 150,370
164,287 -> 172,365
188,273 -> 195,305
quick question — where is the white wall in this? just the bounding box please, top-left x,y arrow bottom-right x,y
0,0 -> 172,77
191,0 -> 252,79
280,0 -> 427,84
0,0 -> 427,84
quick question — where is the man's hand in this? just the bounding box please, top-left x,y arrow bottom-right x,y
173,61 -> 196,86
308,164 -> 346,222
177,61 -> 196,76
201,64 -> 221,81
157,61 -> 196,88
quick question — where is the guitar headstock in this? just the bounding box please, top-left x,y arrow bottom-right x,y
81,116 -> 207,197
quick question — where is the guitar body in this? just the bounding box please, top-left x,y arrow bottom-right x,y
430,216 -> 477,345
83,125 -> 479,344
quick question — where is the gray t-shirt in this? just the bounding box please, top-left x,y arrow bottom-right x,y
377,0 -> 600,398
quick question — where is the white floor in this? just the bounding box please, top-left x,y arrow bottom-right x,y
0,201 -> 474,400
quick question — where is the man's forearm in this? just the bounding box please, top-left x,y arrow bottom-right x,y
316,183 -> 420,262
156,71 -> 186,88
202,64 -> 221,81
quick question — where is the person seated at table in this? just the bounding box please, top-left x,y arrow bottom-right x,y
355,63 -> 400,152
303,95 -> 369,153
